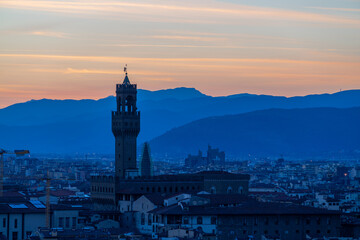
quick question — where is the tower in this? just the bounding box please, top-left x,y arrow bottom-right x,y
140,142 -> 152,177
112,71 -> 140,178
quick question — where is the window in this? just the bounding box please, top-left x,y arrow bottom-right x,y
141,213 -> 145,225
275,230 -> 279,235
306,230 -> 310,234
26,231 -> 32,237
65,217 -> 70,228
148,214 -> 152,225
12,232 -> 18,240
211,217 -> 217,225
197,217 -> 203,224
296,230 -> 300,234
2,218 -> 5,228
254,217 -> 258,226
243,230 -> 247,235
59,217 -> 64,227
184,217 -> 189,224
317,230 -> 321,234
327,230 -> 331,234
317,217 -> 321,225
72,217 -> 76,228
265,217 -> 269,225
14,219 -> 17,228
306,218 -> 310,225
274,217 -> 279,225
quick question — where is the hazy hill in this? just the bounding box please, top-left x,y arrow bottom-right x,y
0,88 -> 359,154
149,107 -> 360,158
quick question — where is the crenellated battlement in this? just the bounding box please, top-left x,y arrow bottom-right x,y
116,83 -> 137,90
91,174 -> 117,182
112,111 -> 140,117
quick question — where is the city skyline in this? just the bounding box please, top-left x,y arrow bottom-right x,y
1,0 -> 360,108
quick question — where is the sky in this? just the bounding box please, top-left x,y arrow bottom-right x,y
0,0 -> 359,108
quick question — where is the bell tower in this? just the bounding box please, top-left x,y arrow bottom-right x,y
112,69 -> 140,178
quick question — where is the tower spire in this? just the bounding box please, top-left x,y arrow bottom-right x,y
140,142 -> 152,177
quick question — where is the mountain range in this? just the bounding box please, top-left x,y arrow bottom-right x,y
0,88 -> 359,156
149,107 -> 360,158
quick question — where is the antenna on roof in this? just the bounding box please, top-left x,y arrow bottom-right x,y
124,64 -> 127,74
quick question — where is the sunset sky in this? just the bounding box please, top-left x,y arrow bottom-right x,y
0,0 -> 359,108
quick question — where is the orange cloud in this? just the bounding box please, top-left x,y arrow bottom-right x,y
30,31 -> 70,38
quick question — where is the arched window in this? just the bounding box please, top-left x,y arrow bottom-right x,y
227,186 -> 233,194
238,186 -> 243,194
197,216 -> 203,225
210,187 -> 216,194
125,95 -> 134,113
117,97 -> 122,111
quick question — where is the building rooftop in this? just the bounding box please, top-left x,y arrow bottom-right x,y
150,200 -> 340,216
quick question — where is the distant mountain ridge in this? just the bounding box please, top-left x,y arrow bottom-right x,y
149,107 -> 360,158
0,88 -> 359,154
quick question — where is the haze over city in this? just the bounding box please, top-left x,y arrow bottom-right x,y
1,0 -> 360,108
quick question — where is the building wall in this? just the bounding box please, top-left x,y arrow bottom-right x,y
217,214 -> 341,240
52,210 -> 79,229
0,213 -> 46,240
92,173 -> 250,210
4,213 -> 22,240
24,214 -> 46,237
133,196 -> 157,235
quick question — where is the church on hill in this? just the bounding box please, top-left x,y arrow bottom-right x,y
91,71 -> 250,210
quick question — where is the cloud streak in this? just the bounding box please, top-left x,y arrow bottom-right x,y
1,0 -> 360,26
30,31 -> 70,38
1,53 -> 358,64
